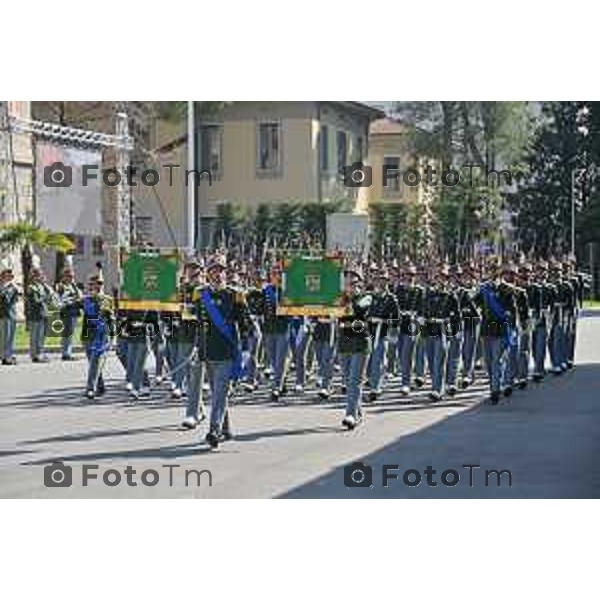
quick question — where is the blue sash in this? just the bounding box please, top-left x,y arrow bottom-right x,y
480,283 -> 517,349
82,296 -> 109,357
201,289 -> 243,380
263,284 -> 277,306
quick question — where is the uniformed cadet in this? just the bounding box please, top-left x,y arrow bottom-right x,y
413,266 -> 430,389
474,260 -> 518,404
25,267 -> 53,362
564,258 -> 582,369
458,262 -> 481,389
262,264 -> 290,402
393,263 -> 423,396
0,264 -> 20,365
56,266 -> 83,361
365,267 -> 399,401
515,262 -> 536,388
548,261 -> 573,375
192,256 -> 251,449
171,261 -> 201,399
338,266 -> 372,429
240,270 -> 265,392
81,274 -> 114,399
421,264 -> 460,401
501,262 -> 526,396
445,265 -> 465,396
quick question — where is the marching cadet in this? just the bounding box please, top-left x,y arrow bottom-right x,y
413,266 -> 430,389
548,261 -> 574,375
393,262 -> 424,396
192,256 -> 251,449
459,262 -> 481,389
171,261 -> 202,399
474,260 -> 518,404
515,262 -> 536,389
338,265 -> 372,429
262,263 -> 290,402
25,267 -> 53,363
421,264 -> 460,401
564,258 -> 583,369
445,265 -> 465,396
55,265 -> 83,361
0,263 -> 20,365
81,273 -> 114,399
501,262 -> 526,396
365,267 -> 399,401
530,260 -> 554,382
240,270 -> 265,392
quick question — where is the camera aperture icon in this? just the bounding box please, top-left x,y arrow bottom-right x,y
43,461 -> 73,487
44,162 -> 73,188
344,461 -> 373,488
343,161 -> 372,188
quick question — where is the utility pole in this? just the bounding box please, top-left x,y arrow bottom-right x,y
187,100 -> 196,251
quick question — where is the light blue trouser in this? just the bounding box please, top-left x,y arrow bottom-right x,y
116,337 -> 129,379
265,332 -> 289,391
397,333 -> 417,387
173,340 -> 194,390
341,352 -> 367,419
461,324 -> 480,382
414,335 -> 426,379
367,337 -> 387,391
207,360 -> 233,432
151,328 -> 165,378
85,341 -> 104,392
290,330 -> 309,386
128,340 -> 149,392
186,356 -> 206,420
244,330 -> 261,382
532,322 -> 547,375
549,319 -> 565,369
29,320 -> 45,359
314,340 -> 335,390
0,317 -> 16,360
425,335 -> 447,394
61,315 -> 77,358
445,332 -> 462,387
483,336 -> 507,394
517,331 -> 531,382
504,332 -> 520,388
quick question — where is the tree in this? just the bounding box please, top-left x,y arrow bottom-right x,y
509,101 -> 592,256
0,223 -> 74,287
393,101 -> 533,256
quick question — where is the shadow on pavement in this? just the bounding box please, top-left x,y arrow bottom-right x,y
280,363 -> 600,499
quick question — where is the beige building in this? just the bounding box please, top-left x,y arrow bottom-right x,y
366,117 -> 433,206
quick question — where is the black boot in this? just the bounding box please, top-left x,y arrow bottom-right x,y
490,391 -> 500,405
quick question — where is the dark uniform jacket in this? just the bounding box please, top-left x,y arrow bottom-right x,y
421,286 -> 460,337
193,285 -> 251,362
337,292 -> 372,354
0,281 -> 20,320
394,282 -> 424,334
473,281 -> 517,338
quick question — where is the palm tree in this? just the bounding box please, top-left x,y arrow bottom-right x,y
0,222 -> 74,288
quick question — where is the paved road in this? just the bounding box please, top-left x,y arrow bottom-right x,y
1,312 -> 599,498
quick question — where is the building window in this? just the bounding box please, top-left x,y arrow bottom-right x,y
319,125 -> 329,171
200,124 -> 223,175
383,156 -> 401,195
257,121 -> 282,176
92,236 -> 104,256
337,131 -> 347,173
